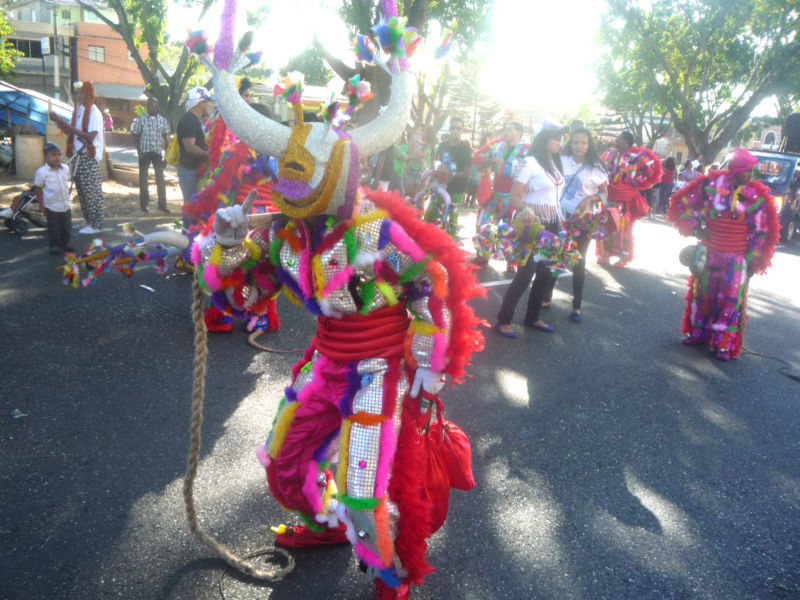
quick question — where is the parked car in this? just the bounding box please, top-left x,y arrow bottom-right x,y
723,150 -> 800,242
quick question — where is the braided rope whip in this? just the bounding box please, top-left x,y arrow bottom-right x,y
183,271 -> 295,581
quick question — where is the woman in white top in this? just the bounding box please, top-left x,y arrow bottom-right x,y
495,126 -> 566,338
543,127 -> 608,323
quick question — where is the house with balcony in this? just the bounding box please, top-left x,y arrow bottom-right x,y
5,0 -> 146,130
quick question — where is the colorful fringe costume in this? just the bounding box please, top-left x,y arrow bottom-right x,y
194,189 -> 484,585
472,137 -> 530,263
597,146 -> 662,264
667,169 -> 778,359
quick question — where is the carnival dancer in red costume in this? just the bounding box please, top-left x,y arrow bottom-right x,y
597,131 -> 662,267
667,148 -> 779,361
188,3 -> 485,598
472,121 -> 530,274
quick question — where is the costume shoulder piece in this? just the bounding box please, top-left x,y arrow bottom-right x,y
364,189 -> 486,383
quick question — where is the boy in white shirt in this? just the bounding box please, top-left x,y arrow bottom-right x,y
34,142 -> 74,254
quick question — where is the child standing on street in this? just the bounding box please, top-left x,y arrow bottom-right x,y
34,142 -> 73,254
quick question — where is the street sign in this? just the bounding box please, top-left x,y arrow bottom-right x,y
41,36 -> 51,54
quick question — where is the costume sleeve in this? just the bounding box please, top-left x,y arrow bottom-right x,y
667,175 -> 709,237
743,181 -> 780,274
33,167 -> 46,188
130,117 -> 141,135
375,217 -> 451,372
193,226 -> 282,320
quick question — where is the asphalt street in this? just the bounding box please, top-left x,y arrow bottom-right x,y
1,208 -> 799,600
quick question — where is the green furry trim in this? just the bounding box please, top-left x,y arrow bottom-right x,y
241,256 -> 257,271
747,197 -> 764,213
196,263 -> 212,294
398,258 -> 427,284
326,215 -> 337,228
297,511 -> 325,532
269,237 -> 282,266
344,229 -> 357,263
301,360 -> 313,373
337,494 -> 380,510
360,280 -> 376,315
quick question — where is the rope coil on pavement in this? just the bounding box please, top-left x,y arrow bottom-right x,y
183,272 -> 295,581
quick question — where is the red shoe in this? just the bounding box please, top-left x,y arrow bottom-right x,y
204,306 -> 234,332
274,523 -> 349,548
375,578 -> 410,600
613,260 -> 630,268
596,256 -> 611,265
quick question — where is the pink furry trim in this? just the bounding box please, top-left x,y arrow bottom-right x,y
322,264 -> 355,297
203,264 -> 223,291
354,542 -> 386,567
748,179 -> 780,274
302,460 -> 323,515
297,244 -> 312,299
668,175 -> 709,236
388,222 -> 426,262
373,419 -> 397,498
431,332 -> 447,372
191,242 -> 202,265
255,444 -> 271,469
252,263 -> 275,292
681,276 -> 694,337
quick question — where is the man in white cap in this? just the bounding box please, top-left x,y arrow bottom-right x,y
176,86 -> 213,225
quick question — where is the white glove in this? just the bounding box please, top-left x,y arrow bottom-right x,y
214,189 -> 257,246
410,367 -> 445,398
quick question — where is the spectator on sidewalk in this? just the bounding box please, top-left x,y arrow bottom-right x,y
34,142 -> 73,254
49,80 -> 104,235
131,97 -> 171,213
176,86 -> 213,225
103,109 -> 114,132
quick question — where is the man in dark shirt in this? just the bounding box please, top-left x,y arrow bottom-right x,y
176,86 -> 213,224
424,116 -> 472,238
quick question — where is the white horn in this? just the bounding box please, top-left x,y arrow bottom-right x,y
212,70 -> 291,158
141,231 -> 190,250
349,70 -> 413,158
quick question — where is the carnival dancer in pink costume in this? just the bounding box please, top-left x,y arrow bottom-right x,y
597,131 -> 662,267
188,3 -> 485,599
667,148 -> 779,360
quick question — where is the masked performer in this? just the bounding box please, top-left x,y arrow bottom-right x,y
472,122 -> 529,273
667,148 -> 778,361
597,131 -> 662,267
188,6 -> 485,599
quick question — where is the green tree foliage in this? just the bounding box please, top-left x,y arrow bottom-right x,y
598,0 -> 800,162
0,11 -> 23,77
76,0 -> 211,128
281,47 -> 334,87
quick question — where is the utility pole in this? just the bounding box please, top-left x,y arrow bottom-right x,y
52,0 -> 59,99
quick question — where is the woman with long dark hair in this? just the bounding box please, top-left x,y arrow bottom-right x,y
495,125 -> 566,337
542,127 -> 608,322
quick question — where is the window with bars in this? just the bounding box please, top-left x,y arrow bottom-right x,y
88,45 -> 105,62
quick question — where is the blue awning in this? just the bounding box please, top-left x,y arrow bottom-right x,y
0,80 -> 73,135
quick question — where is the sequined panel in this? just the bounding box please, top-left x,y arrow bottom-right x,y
348,508 -> 377,549
347,422 -> 381,498
359,199 -> 376,215
410,334 -> 434,369
411,296 -> 433,322
347,359 -> 387,498
250,229 -> 270,252
382,242 -> 413,275
291,351 -> 318,393
320,239 -> 350,292
366,285 -> 389,312
201,241 -> 250,272
329,288 -> 358,314
279,238 -> 302,283
394,374 -> 408,430
356,217 -> 383,255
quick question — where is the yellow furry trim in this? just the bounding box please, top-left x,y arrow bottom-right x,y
311,254 -> 326,296
321,475 -> 338,514
283,286 -> 303,306
209,243 -> 223,266
336,420 -> 352,495
375,280 -> 399,305
352,209 -> 389,228
243,237 -> 261,261
409,319 -> 444,335
268,401 -> 300,458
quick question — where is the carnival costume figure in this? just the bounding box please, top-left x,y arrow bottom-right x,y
597,132 -> 662,267
472,125 -> 529,270
187,3 -> 485,598
667,148 -> 778,360
183,95 -> 282,332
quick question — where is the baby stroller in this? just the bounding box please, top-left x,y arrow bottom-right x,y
0,187 -> 47,234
